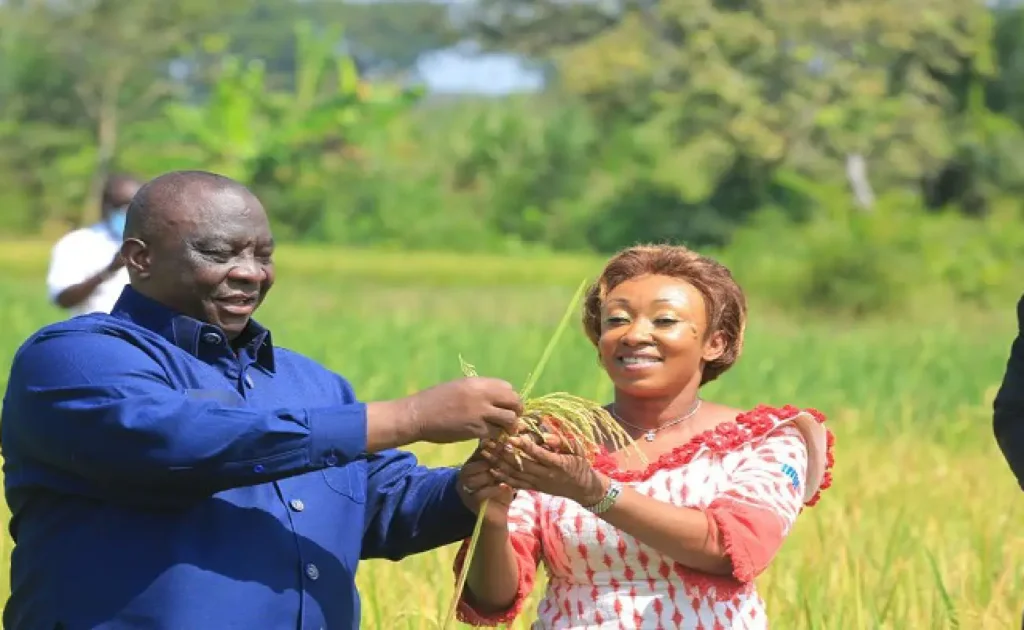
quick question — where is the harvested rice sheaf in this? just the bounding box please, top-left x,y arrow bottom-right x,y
443,359 -> 644,629
461,357 -> 638,465
442,279 -> 644,629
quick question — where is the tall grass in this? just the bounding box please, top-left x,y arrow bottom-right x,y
0,244 -> 1020,628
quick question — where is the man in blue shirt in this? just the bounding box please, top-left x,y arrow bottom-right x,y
1,170 -> 521,629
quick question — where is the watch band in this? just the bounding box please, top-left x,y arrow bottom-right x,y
584,480 -> 623,514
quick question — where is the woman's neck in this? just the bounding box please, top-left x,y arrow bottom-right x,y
611,386 -> 702,430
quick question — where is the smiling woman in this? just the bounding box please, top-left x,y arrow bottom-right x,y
452,243 -> 836,629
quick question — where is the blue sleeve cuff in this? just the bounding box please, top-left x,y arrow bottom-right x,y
438,466 -> 478,537
308,403 -> 368,467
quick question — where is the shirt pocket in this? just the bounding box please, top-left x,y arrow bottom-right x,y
321,464 -> 367,504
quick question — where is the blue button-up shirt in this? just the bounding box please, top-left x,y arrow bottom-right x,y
1,286 -> 476,629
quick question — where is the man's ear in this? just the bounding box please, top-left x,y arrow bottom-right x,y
121,238 -> 151,280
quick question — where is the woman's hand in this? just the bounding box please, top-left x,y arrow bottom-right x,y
458,449 -> 517,528
480,434 -> 608,508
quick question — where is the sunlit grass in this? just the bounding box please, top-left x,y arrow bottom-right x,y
0,243 -> 1020,629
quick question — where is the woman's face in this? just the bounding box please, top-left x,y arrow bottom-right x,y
597,274 -> 726,398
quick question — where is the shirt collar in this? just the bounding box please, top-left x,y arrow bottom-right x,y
110,285 -> 276,372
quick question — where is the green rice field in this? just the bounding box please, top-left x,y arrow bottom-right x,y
0,241 -> 1021,629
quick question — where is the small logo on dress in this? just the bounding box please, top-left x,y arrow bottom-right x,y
781,463 -> 800,489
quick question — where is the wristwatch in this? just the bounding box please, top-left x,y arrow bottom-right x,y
584,480 -> 623,514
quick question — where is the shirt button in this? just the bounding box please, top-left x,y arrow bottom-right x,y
253,464 -> 265,473
202,332 -> 222,344
305,563 -> 319,580
290,498 -> 305,512
244,374 -> 254,388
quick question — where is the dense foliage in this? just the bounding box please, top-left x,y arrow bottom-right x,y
1,0 -> 1022,315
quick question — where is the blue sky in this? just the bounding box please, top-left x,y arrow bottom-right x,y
347,0 -> 545,94
415,48 -> 545,94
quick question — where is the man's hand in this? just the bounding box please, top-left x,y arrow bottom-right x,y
107,252 -> 125,274
457,450 -> 517,527
404,377 -> 523,444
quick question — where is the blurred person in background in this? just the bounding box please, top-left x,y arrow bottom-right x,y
995,294 -> 1024,488
993,293 -> 1024,627
45,173 -> 142,316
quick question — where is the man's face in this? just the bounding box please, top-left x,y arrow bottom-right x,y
103,180 -> 141,237
103,180 -> 142,217
127,186 -> 276,339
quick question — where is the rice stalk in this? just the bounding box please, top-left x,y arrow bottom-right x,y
441,279 -> 643,629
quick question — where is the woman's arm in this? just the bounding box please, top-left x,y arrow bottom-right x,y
586,480 -> 735,575
462,525 -> 526,613
487,420 -> 826,583
454,490 -> 543,626
587,424 -> 808,580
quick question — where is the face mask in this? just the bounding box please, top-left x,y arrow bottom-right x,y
106,207 -> 127,239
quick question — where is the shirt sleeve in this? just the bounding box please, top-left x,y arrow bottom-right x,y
329,370 -> 476,561
705,424 -> 814,583
46,231 -> 96,301
358,452 -> 477,561
994,293 -> 1024,491
1,329 -> 368,506
452,489 -> 543,627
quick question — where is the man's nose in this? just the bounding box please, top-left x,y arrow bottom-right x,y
227,257 -> 266,284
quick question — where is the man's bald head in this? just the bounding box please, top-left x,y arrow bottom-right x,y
120,170 -> 276,339
124,170 -> 257,243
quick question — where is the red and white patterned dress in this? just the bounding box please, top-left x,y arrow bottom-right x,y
454,405 -> 835,629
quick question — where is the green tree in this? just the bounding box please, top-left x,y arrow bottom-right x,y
11,0 -> 255,223
460,0 -> 997,238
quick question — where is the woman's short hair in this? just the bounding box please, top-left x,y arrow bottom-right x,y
582,244 -> 747,385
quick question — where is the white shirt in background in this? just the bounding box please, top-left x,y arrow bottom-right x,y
46,222 -> 129,316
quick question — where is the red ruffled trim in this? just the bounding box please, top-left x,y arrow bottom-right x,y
593,404 -> 836,507
452,532 -> 539,627
650,562 -> 750,605
805,423 -> 835,507
706,497 -> 787,584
